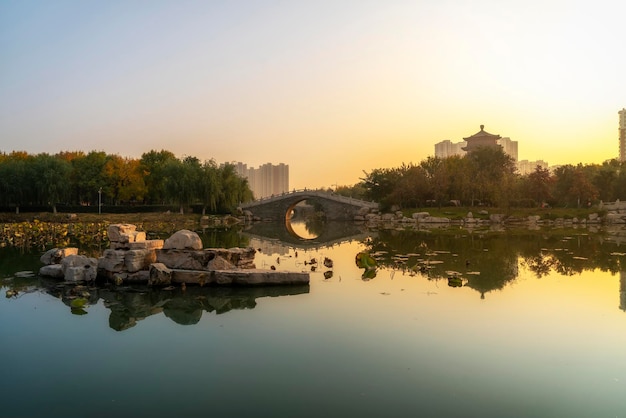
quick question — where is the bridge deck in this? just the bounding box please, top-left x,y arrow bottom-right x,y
240,189 -> 378,209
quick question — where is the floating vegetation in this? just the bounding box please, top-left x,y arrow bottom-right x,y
355,252 -> 377,280
0,220 -> 105,250
447,277 -> 463,287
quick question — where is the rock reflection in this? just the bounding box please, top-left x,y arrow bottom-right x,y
101,285 -> 308,330
2,275 -> 309,331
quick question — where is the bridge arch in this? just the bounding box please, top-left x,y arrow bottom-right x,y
239,190 -> 378,222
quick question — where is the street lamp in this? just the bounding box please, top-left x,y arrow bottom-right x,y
98,187 -> 102,215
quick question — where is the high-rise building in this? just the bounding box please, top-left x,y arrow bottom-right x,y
617,109 -> 626,162
233,162 -> 289,199
516,159 -> 549,175
434,140 -> 466,158
499,137 -> 518,161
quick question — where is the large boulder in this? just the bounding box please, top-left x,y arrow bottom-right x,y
61,254 -> 98,282
163,229 -> 203,250
40,247 -> 78,265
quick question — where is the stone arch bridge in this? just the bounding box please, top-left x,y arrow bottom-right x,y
239,190 -> 378,221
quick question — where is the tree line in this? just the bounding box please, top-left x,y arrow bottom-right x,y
0,150 -> 253,214
336,147 -> 626,211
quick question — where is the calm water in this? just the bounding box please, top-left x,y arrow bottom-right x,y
1,222 -> 626,417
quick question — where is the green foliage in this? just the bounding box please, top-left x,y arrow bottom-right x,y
0,149 -> 253,215
357,151 -> 624,210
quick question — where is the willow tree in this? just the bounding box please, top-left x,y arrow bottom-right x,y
163,156 -> 203,214
32,153 -> 71,213
140,149 -> 177,204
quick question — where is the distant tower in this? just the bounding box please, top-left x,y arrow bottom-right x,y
617,109 -> 626,162
461,125 -> 502,152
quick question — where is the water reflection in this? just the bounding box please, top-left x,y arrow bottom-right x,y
362,228 -> 626,299
243,220 -> 369,249
2,274 -> 309,331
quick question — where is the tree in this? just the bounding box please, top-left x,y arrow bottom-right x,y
553,164 -> 598,207
32,154 -> 71,213
70,151 -> 108,206
140,150 -> 177,204
217,163 -> 253,213
103,155 -> 146,204
464,146 -> 517,207
199,159 -> 221,214
525,166 -> 554,206
162,156 -> 203,214
361,168 -> 402,210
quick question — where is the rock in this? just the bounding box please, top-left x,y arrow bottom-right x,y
381,213 -> 395,221
128,240 -> 164,250
412,212 -> 429,220
170,269 -> 310,286
467,211 -> 473,218
125,249 -> 156,273
126,270 -> 150,283
489,214 -> 504,223
106,224 -> 137,242
422,216 -> 450,223
157,249 -> 215,270
39,264 -> 64,279
588,213 -> 599,221
357,206 -> 371,216
61,254 -> 98,282
40,247 -> 78,265
207,247 -> 256,269
99,249 -> 126,273
206,255 -> 236,270
163,229 -> 203,250
148,263 -> 172,286
156,248 -> 255,271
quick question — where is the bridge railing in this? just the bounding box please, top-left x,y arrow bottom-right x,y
240,189 -> 378,208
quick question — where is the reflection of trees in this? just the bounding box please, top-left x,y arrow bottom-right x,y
365,229 -> 520,297
363,228 -> 626,298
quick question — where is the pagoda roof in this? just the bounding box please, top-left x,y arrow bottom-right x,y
463,125 -> 501,141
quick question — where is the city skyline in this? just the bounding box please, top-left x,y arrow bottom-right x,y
1,1 -> 624,190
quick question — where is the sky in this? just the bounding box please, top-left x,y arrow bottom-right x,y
1,0 -> 625,189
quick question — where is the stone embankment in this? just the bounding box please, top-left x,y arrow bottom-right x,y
356,206 -> 626,228
39,224 -> 309,286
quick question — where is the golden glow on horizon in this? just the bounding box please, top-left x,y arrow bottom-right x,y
0,1 -> 624,189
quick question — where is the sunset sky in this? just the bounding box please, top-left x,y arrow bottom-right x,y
1,0 -> 624,189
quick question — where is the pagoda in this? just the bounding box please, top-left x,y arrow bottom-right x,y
462,125 -> 501,152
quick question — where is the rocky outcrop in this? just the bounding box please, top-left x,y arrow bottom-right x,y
97,224 -> 164,283
39,224 -> 308,287
39,250 -> 98,282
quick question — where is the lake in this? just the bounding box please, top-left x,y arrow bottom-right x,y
1,221 -> 626,417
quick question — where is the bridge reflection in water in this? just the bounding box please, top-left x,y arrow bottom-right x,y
242,220 -> 370,250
